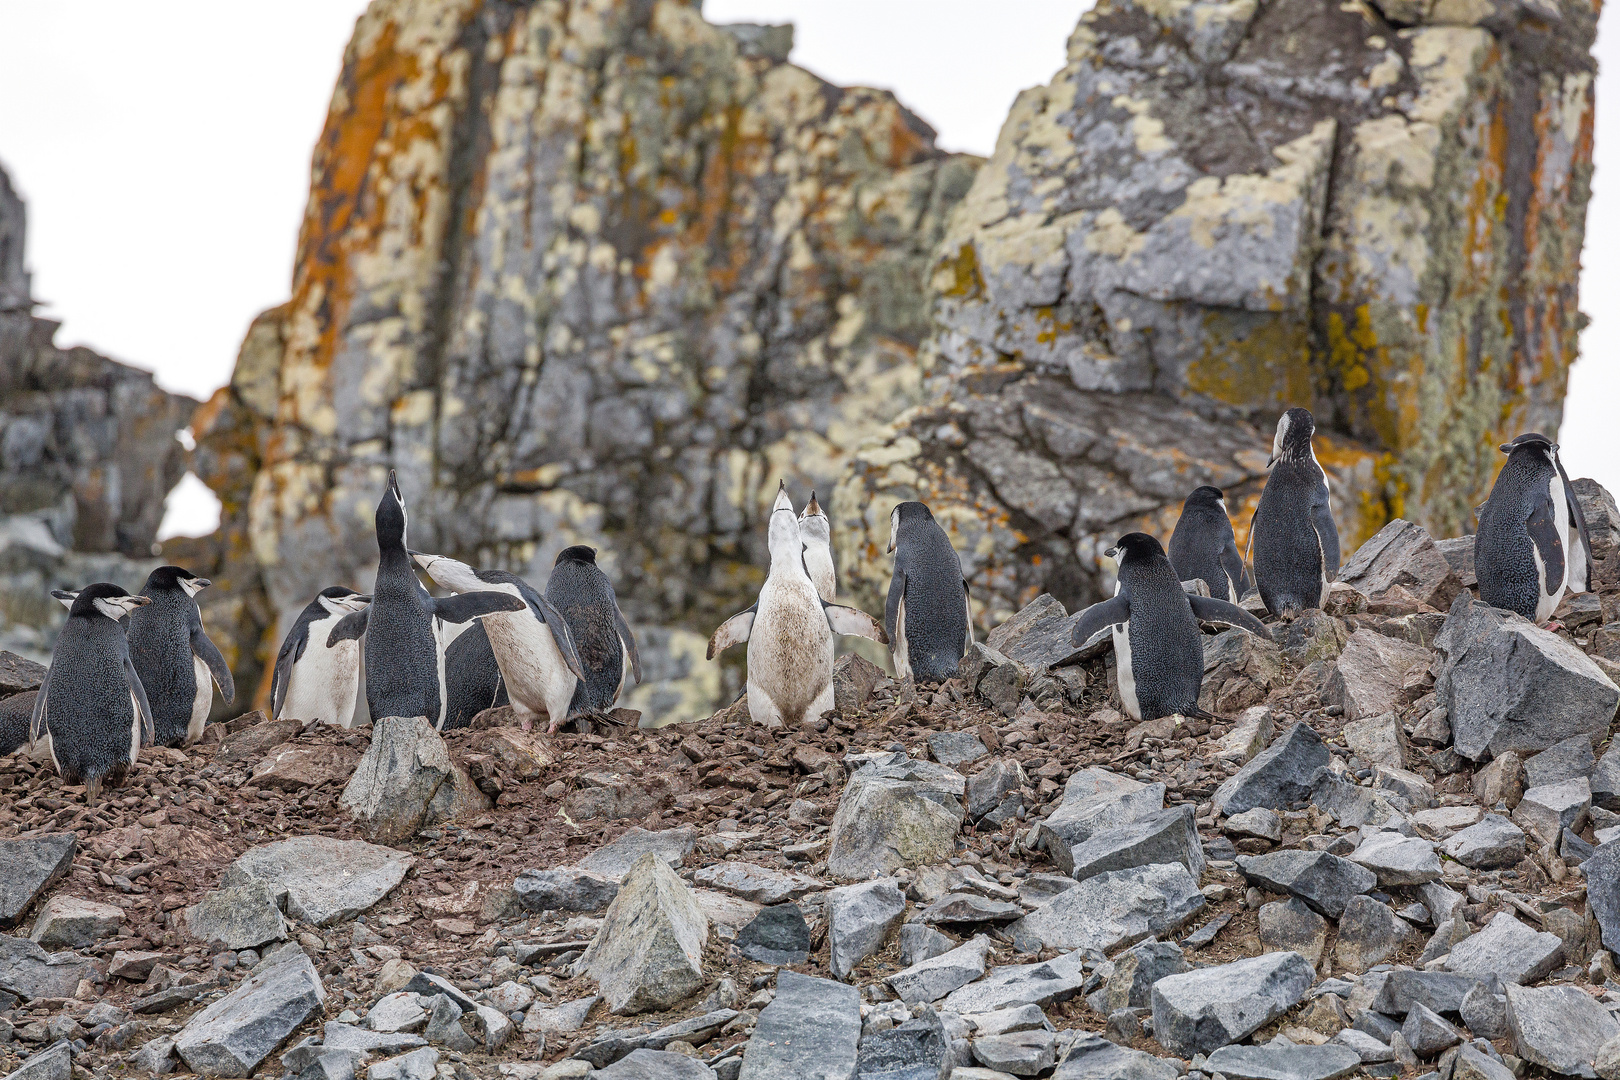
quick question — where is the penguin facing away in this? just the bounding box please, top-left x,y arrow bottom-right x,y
799,492 -> 836,603
1168,486 -> 1250,603
127,566 -> 235,747
327,472 -> 530,728
1474,432 -> 1593,623
408,547 -> 589,733
31,583 -> 155,801
1250,408 -> 1340,616
886,501 -> 973,684
547,546 -> 643,723
0,691 -> 39,758
270,586 -> 372,727
708,482 -> 888,727
1058,534 -> 1270,721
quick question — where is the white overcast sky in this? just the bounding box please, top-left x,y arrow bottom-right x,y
0,0 -> 1615,538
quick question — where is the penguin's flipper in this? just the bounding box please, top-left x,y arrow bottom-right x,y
1069,593 -> 1132,647
29,663 -> 51,743
884,569 -> 906,644
612,600 -> 643,685
1526,485 -> 1568,597
527,592 -> 590,684
270,625 -> 307,720
707,605 -> 757,660
428,590 -> 528,624
191,626 -> 236,704
1556,455 -> 1595,593
50,589 -> 77,610
124,657 -> 156,746
963,579 -> 975,650
1188,594 -> 1273,640
823,601 -> 888,644
327,609 -> 370,647
1221,538 -> 1250,602
1312,490 -> 1341,581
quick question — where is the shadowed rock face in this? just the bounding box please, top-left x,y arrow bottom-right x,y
198,0 -> 979,718
834,0 -> 1597,622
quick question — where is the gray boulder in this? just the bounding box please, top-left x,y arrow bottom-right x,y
338,716 -> 490,843
174,945 -> 325,1077
1512,776 -> 1591,842
1150,950 -> 1315,1055
1371,970 -> 1477,1017
1063,804 -> 1205,883
1204,1043 -> 1362,1080
885,934 -> 991,1004
1505,982 -> 1620,1076
1055,1033 -> 1179,1080
1435,594 -> 1620,760
220,836 -> 413,927
5,1042 -> 72,1080
575,852 -> 708,1015
514,867 -> 620,912
1401,1002 -> 1462,1057
927,730 -> 988,769
972,1028 -> 1056,1075
28,895 -> 122,949
857,1012 -> 951,1078
1213,723 -> 1329,815
1441,815 -> 1525,869
1525,735 -> 1597,787
596,1050 -> 716,1080
942,950 -> 1089,1014
1347,831 -> 1441,886
1337,519 -> 1463,612
735,904 -> 810,966
1088,939 -> 1189,1014
183,882 -> 287,951
1236,850 -> 1376,918
0,834 -> 75,930
578,827 -> 695,881
1588,840 -> 1620,953
1594,743 -> 1620,812
1039,770 -> 1166,871
1460,983 -> 1510,1041
1327,630 -> 1434,723
1334,895 -> 1414,974
738,970 -> 859,1080
1452,1045 -> 1515,1080
827,878 -> 906,981
826,755 -> 965,881
965,758 -> 1027,823
1308,769 -> 1408,830
1446,912 -> 1563,985
1007,863 -> 1204,954
1258,898 -> 1327,965
0,935 -> 97,1001
366,1048 -> 439,1080
897,924 -> 954,967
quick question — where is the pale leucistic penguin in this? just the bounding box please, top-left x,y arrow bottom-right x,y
798,492 -> 836,602
1167,486 -> 1249,603
407,547 -> 588,733
270,586 -> 371,727
31,583 -> 155,801
1058,534 -> 1270,721
1250,408 -> 1339,616
1474,433 -> 1593,623
546,546 -> 642,726
885,501 -> 972,684
708,482 -> 888,727
327,472 -> 529,728
126,566 -> 235,746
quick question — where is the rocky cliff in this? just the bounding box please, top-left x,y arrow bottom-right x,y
835,0 -> 1598,624
0,162 -> 197,660
200,0 -> 978,718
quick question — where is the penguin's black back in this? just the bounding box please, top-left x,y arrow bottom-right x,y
894,511 -> 970,683
443,620 -> 508,728
1253,460 -> 1330,614
0,691 -> 36,756
44,615 -> 138,784
548,552 -> 625,713
1168,489 -> 1239,601
127,582 -> 200,747
365,549 -> 444,723
1476,445 -> 1555,619
1118,544 -> 1206,719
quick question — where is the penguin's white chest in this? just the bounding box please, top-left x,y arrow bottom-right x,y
1112,621 -> 1140,721
283,616 -> 361,727
748,577 -> 834,723
483,609 -> 576,721
1537,472 -> 1573,622
187,656 -> 212,743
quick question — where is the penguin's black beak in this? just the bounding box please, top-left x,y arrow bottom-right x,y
354,594 -> 372,604
130,596 -> 152,607
388,470 -> 401,497
1498,443 -> 1512,454
193,578 -> 212,591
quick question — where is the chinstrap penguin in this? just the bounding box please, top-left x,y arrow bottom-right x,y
1058,533 -> 1271,721
885,501 -> 973,684
799,492 -> 836,603
270,586 -> 371,727
330,472 -> 529,728
127,566 -> 235,746
31,583 -> 155,801
1474,432 -> 1593,623
708,482 -> 887,727
546,546 -> 643,722
409,546 -> 589,733
442,619 -> 510,728
0,691 -> 38,757
1250,408 -> 1339,616
1168,486 -> 1250,603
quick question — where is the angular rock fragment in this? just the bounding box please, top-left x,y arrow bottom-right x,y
1007,863 -> 1203,954
966,758 -> 1027,822
1334,895 -> 1414,974
0,936 -> 100,1001
942,949 -> 1089,1014
1225,807 -> 1282,842
1504,982 -> 1620,1076
1370,969 -> 1476,1017
5,1042 -> 72,1080
885,934 -> 991,1005
1512,776 -> 1591,842
1039,770 -> 1165,871
1441,815 -> 1525,869
221,836 -> 412,928
174,946 -> 325,1077
576,853 -> 708,1015
1054,1032 -> 1178,1080
1328,632 -> 1433,723
1203,1043 -> 1362,1080
828,878 -> 905,981
0,835 -> 76,931
1236,850 -> 1376,918
1337,519 -> 1462,612
1401,1001 -> 1461,1057
735,904 -> 811,966
1214,723 -> 1329,815
738,971 -> 859,1080
826,755 -> 965,881
973,1028 -> 1057,1075
28,895 -> 122,949
1588,840 -> 1620,953
918,891 -> 1023,925
1347,830 -> 1441,886
927,729 -> 988,768
1063,803 -> 1205,883
367,1048 -> 439,1080
1446,913 -> 1563,985
857,1011 -> 952,1078
692,863 -> 822,905
1525,735 -> 1597,787
183,882 -> 288,951
1088,939 -> 1189,1014
1258,898 -> 1327,965
1342,713 -> 1405,769
596,1049 -> 717,1079
338,717 -> 490,843
577,827 -> 696,881
514,868 -> 620,913
1151,951 -> 1315,1056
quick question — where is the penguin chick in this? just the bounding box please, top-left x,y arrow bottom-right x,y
127,566 -> 235,747
1250,408 -> 1339,616
886,501 -> 973,684
332,472 -> 532,729
1057,533 -> 1270,721
1475,432 -> 1593,623
708,482 -> 888,728
409,547 -> 590,733
32,583 -> 155,801
270,586 -> 371,727
799,492 -> 836,602
1168,486 -> 1250,603
547,546 -> 643,726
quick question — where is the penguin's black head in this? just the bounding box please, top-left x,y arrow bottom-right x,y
71,582 -> 151,621
888,500 -> 934,553
144,565 -> 212,598
556,545 -> 599,566
1500,432 -> 1556,455
376,470 -> 408,550
1105,532 -> 1167,564
1270,407 -> 1316,466
317,585 -> 371,614
1183,486 -> 1225,509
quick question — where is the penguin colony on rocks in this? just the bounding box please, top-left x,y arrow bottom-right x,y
15,409 -> 1599,797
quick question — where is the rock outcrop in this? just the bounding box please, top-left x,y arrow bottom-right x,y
834,0 -> 1598,621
